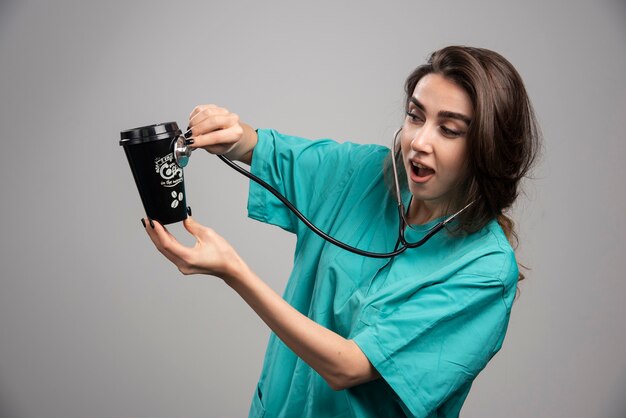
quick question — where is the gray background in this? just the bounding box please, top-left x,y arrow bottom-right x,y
1,0 -> 625,417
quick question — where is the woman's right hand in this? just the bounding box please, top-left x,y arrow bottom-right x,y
187,104 -> 257,164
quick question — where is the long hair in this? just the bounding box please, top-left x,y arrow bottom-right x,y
390,46 -> 541,280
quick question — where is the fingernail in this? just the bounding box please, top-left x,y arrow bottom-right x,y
141,218 -> 146,228
187,206 -> 192,216
149,219 -> 155,229
184,129 -> 192,139
185,138 -> 195,145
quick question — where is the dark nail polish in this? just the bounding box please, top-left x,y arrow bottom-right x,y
184,130 -> 192,139
187,206 -> 192,216
141,218 -> 146,228
149,219 -> 155,229
185,138 -> 195,145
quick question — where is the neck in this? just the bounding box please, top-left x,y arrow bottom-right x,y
407,199 -> 443,225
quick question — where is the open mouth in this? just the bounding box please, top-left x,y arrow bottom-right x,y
411,162 -> 435,179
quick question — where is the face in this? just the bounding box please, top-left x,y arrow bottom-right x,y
400,73 -> 473,222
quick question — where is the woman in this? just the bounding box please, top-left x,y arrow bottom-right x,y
143,46 -> 540,417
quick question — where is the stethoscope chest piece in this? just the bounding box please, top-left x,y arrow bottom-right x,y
174,135 -> 193,168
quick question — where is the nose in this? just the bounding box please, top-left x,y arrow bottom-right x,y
409,124 -> 434,154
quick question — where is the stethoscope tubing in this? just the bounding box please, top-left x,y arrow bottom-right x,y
216,152 -> 472,258
218,154 -> 413,258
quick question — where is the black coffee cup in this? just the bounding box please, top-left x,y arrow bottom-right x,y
120,122 -> 188,225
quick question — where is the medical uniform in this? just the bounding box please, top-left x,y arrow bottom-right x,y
247,129 -> 518,418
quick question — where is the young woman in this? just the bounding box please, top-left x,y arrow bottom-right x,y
143,46 -> 540,417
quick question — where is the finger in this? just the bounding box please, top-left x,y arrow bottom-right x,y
143,218 -> 178,259
144,218 -> 192,264
188,105 -> 229,128
189,104 -> 217,121
194,124 -> 244,154
156,220 -> 179,242
152,219 -> 195,259
196,112 -> 238,130
187,108 -> 232,140
189,113 -> 238,139
182,216 -> 209,241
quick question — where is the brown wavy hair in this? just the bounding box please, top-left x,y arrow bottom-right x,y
391,46 -> 541,281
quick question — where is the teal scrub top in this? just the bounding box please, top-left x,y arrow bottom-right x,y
247,129 -> 518,418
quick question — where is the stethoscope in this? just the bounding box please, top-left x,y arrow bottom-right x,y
172,128 -> 474,259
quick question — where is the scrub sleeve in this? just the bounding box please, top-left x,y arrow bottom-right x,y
247,129 -> 387,236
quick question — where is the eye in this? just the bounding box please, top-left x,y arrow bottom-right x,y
440,125 -> 463,138
406,111 -> 424,124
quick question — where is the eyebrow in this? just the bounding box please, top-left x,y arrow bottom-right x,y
409,97 -> 472,126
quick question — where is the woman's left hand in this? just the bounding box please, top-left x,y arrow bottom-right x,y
142,216 -> 246,281
142,217 -> 378,390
